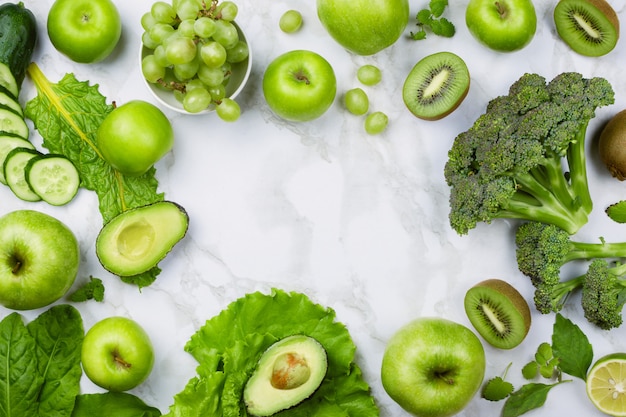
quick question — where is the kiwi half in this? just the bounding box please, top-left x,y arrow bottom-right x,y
598,109 -> 626,180
464,279 -> 531,350
402,51 -> 469,121
554,0 -> 619,57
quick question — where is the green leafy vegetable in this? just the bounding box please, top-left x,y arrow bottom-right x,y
68,276 -> 105,302
522,342 -> 560,380
606,200 -> 626,223
0,304 -> 84,417
411,0 -> 455,39
482,363 -> 514,401
72,392 -> 162,417
165,289 -> 379,417
551,313 -> 593,380
502,382 -> 566,417
24,62 -> 164,287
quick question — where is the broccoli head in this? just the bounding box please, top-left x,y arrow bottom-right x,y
581,259 -> 626,330
445,72 -> 614,235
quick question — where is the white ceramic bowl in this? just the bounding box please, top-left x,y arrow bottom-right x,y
140,22 -> 252,115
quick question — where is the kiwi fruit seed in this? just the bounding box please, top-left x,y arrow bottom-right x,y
553,0 -> 619,57
402,51 -> 470,121
464,278 -> 531,350
599,109 -> 626,180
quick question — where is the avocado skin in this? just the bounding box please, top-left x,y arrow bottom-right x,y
95,201 -> 189,277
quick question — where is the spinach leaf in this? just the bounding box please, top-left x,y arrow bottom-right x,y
502,382 -> 565,417
72,392 -> 162,417
552,313 -> 593,380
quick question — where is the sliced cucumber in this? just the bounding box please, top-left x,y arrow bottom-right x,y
0,107 -> 28,139
4,147 -> 41,202
0,91 -> 22,116
0,62 -> 18,99
0,135 -> 34,184
25,154 -> 80,206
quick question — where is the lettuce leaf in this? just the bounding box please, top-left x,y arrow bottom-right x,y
165,289 -> 379,417
24,63 -> 164,287
71,392 -> 162,417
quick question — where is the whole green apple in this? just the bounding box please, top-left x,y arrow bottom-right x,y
317,0 -> 409,55
81,316 -> 155,392
0,210 -> 80,310
262,50 -> 336,122
381,317 -> 486,417
47,0 -> 122,63
465,0 -> 537,52
97,100 -> 174,176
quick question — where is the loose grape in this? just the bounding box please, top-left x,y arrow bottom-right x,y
166,37 -> 197,65
226,40 -> 249,63
344,88 -> 369,116
198,64 -> 225,87
200,41 -> 227,68
194,16 -> 217,38
183,88 -> 212,113
151,1 -> 176,24
141,55 -> 165,83
279,10 -> 303,33
213,20 -> 239,49
217,1 -> 238,22
216,98 -> 241,122
357,64 -> 382,86
365,111 -> 388,135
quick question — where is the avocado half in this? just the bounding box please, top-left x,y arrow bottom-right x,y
95,201 -> 189,276
244,335 -> 328,416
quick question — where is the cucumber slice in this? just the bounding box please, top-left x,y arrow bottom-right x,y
0,91 -> 22,116
25,154 -> 80,206
3,147 -> 41,202
0,62 -> 18,99
0,107 -> 28,139
0,134 -> 34,184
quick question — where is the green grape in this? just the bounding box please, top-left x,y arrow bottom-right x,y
226,40 -> 248,63
153,44 -> 170,67
150,23 -> 175,44
142,31 -> 159,50
176,0 -> 200,20
279,10 -> 303,33
213,20 -> 239,49
216,98 -> 240,122
344,88 -> 369,115
217,1 -> 238,22
198,64 -> 225,86
357,64 -> 382,86
141,54 -> 165,83
186,78 -> 206,91
364,111 -> 388,135
208,84 -> 226,101
141,12 -> 157,31
166,36 -> 197,65
183,88 -> 212,113
178,19 -> 196,38
200,41 -> 227,68
151,1 -> 176,24
194,16 -> 217,38
174,59 -> 200,81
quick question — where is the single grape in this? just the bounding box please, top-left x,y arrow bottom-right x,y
279,10 -> 303,33
200,41 -> 227,68
213,20 -> 239,49
176,0 -> 201,20
141,54 -> 165,83
166,36 -> 197,65
142,31 -> 159,50
185,78 -> 206,91
208,84 -> 226,102
183,88 -> 212,113
226,40 -> 249,63
174,59 -> 200,81
178,19 -> 196,38
194,16 -> 217,38
364,111 -> 388,135
149,22 -> 175,44
141,12 -> 157,31
198,64 -> 225,86
357,64 -> 382,86
344,88 -> 369,115
151,1 -> 176,24
216,98 -> 241,122
153,44 -> 170,67
217,1 -> 238,22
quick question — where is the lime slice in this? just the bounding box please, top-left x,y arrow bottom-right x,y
587,353 -> 626,416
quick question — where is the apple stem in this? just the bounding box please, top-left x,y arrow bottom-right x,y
494,1 -> 508,18
435,372 -> 455,385
114,355 -> 132,369
294,71 -> 311,85
11,260 -> 21,274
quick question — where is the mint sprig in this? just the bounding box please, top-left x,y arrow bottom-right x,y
411,0 -> 455,40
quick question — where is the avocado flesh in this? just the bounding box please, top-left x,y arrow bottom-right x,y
244,335 -> 328,416
95,201 -> 189,276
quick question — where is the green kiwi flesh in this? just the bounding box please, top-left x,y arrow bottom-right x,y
402,51 -> 470,121
598,109 -> 626,180
464,279 -> 531,350
554,0 -> 619,57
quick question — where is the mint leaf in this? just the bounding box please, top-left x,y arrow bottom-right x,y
411,0 -> 455,39
69,276 -> 105,302
73,392 -> 162,417
429,0 -> 448,17
432,18 -> 455,37
502,382 -> 565,417
606,200 -> 626,223
482,376 -> 514,401
416,8 -> 433,24
552,313 -> 593,380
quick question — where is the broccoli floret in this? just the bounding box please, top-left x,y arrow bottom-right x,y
581,259 -> 626,330
445,72 -> 614,235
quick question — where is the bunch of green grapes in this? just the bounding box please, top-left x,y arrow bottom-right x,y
141,0 -> 247,120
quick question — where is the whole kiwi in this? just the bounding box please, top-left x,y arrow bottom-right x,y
599,110 -> 626,180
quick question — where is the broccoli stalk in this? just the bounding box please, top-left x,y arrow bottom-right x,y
444,72 -> 614,235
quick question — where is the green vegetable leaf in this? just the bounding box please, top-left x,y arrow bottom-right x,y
429,18 -> 455,37
502,382 -> 565,417
411,0 -> 455,39
429,0 -> 448,17
482,376 -> 514,401
606,200 -> 626,223
551,313 -> 593,380
72,392 -> 162,417
416,8 -> 433,24
68,276 -> 105,302
521,362 -> 538,380
26,304 -> 84,417
0,313 -> 42,417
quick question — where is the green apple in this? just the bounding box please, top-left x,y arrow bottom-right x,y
317,0 -> 409,55
465,0 -> 537,52
381,317 -> 486,417
81,316 -> 155,392
47,0 -> 122,63
0,210 -> 79,310
96,100 -> 174,177
262,50 -> 336,122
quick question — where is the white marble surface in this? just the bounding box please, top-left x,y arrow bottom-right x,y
4,0 -> 626,415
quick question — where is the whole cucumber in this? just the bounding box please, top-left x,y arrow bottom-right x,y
0,2 -> 37,88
